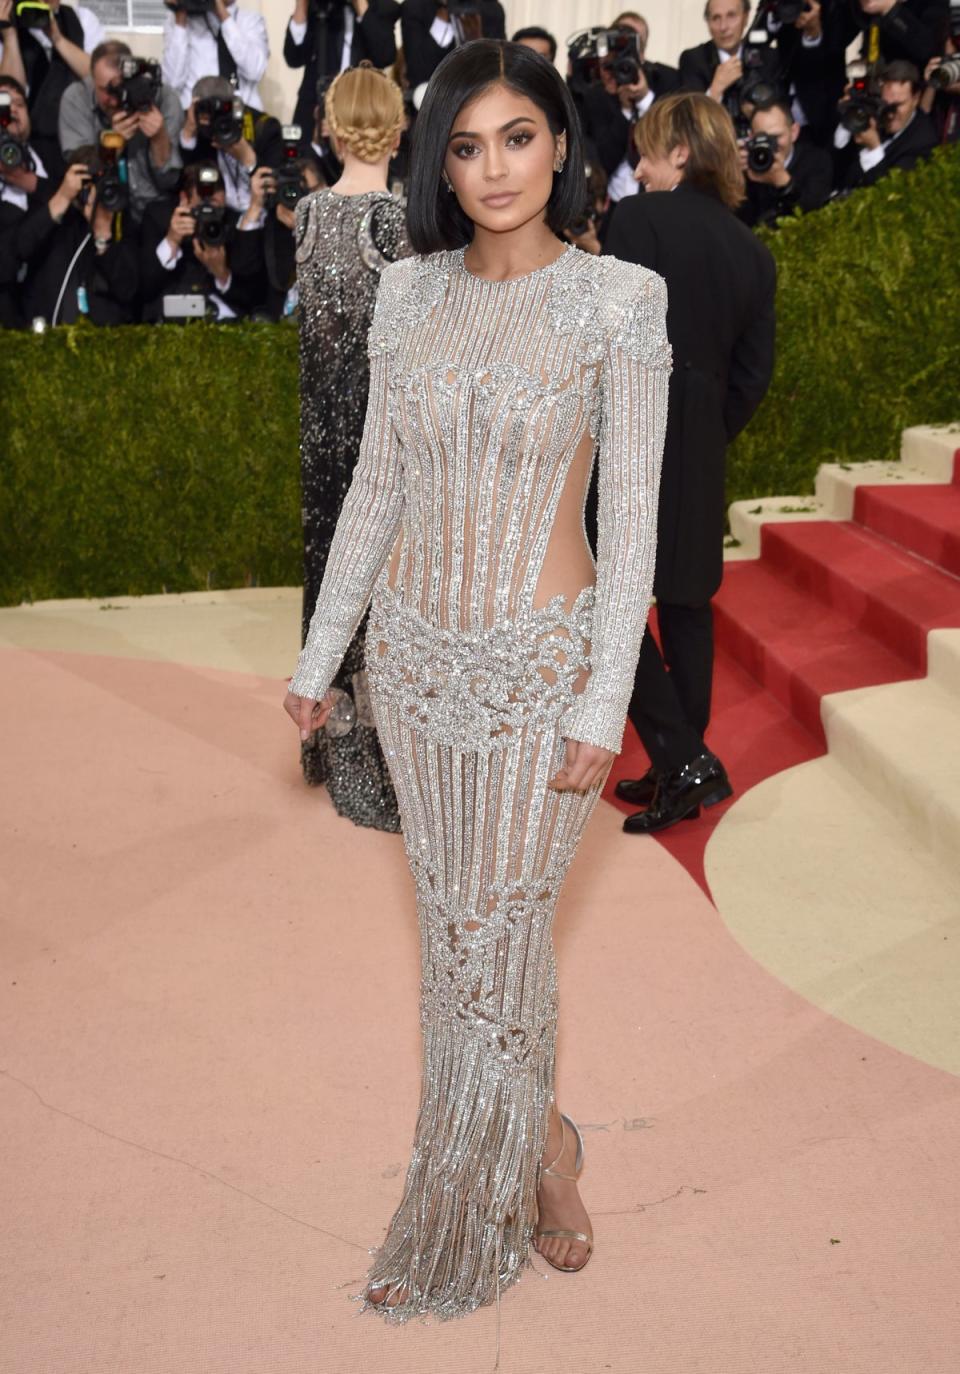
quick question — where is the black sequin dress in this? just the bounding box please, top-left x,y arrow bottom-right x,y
294,187 -> 410,830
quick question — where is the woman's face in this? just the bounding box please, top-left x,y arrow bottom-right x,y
443,82 -> 565,235
634,143 -> 687,192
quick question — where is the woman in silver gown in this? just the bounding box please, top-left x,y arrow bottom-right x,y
295,63 -> 409,830
285,41 -> 670,1330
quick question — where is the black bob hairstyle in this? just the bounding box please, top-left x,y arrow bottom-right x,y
406,40 -> 586,255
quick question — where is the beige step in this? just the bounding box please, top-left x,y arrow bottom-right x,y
900,423 -> 960,481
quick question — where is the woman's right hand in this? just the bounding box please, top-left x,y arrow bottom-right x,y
284,685 -> 335,739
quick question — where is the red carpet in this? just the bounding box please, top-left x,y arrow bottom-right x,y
604,447 -> 960,896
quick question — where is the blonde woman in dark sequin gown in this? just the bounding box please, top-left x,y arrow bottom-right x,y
284,42 -> 670,1340
294,63 -> 410,830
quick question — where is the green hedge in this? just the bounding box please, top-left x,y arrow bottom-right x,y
3,141 -> 959,606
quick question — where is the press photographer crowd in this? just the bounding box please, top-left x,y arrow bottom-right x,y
0,0 -> 957,326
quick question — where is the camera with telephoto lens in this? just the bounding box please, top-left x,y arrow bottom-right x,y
195,93 -> 244,147
190,164 -> 227,245
0,92 -> 30,172
266,125 -> 307,210
739,28 -> 778,107
930,55 -> 960,87
14,0 -> 51,30
80,130 -> 129,212
109,56 -> 162,113
838,68 -> 893,133
566,27 -> 646,93
744,131 -> 778,173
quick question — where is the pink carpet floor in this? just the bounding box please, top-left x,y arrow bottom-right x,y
2,644 -> 960,1373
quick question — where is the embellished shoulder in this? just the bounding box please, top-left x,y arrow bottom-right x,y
596,257 -> 671,369
547,250 -> 671,370
367,251 -> 449,358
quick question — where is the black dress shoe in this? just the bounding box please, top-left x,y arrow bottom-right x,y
623,751 -> 733,835
614,767 -> 658,807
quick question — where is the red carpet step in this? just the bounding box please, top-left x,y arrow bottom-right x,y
603,438 -> 960,899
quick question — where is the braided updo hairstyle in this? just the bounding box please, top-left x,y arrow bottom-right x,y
324,61 -> 405,164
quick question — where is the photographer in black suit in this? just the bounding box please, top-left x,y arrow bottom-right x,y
842,0 -> 949,70
283,0 -> 400,136
229,154 -> 322,318
580,13 -> 680,206
679,0 -> 783,119
762,0 -> 850,149
737,95 -> 832,224
603,92 -> 776,834
401,1 -> 505,90
178,74 -> 283,214
840,58 -> 938,185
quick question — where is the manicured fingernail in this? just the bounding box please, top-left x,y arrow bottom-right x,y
299,729 -> 309,741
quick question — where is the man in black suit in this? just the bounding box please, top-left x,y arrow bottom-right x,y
139,160 -> 260,321
603,92 -> 777,833
842,0 -> 949,70
841,58 -> 938,186
762,0 -> 850,150
283,0 -> 400,137
229,156 -> 322,318
0,74 -> 61,326
738,96 -> 833,225
581,13 -> 680,206
401,1 -> 505,90
679,0 -> 783,121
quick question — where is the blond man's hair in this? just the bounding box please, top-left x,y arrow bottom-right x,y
324,62 -> 404,164
635,91 -> 746,209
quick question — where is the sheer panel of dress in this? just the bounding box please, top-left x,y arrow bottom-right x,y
290,243 -> 670,1324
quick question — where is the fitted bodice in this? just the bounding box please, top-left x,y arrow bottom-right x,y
291,243 -> 672,754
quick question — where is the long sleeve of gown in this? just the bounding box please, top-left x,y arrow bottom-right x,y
288,266 -> 405,701
559,267 -> 671,754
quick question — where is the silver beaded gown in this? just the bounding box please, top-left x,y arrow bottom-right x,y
290,242 -> 671,1322
294,187 -> 409,831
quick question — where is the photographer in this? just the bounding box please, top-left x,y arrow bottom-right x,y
179,74 -> 283,213
922,30 -> 960,141
0,73 -> 54,325
737,94 -> 832,223
840,58 -> 938,185
139,160 -> 259,320
284,1 -> 400,137
762,0 -> 850,148
161,0 -> 269,115
511,25 -> 557,63
0,0 -> 104,177
842,0 -> 950,71
229,155 -> 322,318
400,2 -> 506,90
680,0 -> 783,119
19,142 -> 140,323
581,16 -> 681,203
58,41 -> 182,226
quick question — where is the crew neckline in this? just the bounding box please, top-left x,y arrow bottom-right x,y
455,242 -> 576,285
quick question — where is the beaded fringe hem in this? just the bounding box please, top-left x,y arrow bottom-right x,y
349,1015 -> 555,1324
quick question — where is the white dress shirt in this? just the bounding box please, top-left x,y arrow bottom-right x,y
162,5 -> 269,113
0,145 -> 47,213
607,88 -> 655,202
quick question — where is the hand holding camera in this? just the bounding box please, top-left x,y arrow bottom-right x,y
708,57 -> 743,100
853,113 -> 883,147
166,196 -> 197,248
192,234 -> 229,285
47,162 -> 90,220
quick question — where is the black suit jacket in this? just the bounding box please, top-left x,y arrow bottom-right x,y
283,0 -> 401,135
767,0 -> 849,147
739,140 -> 834,226
139,195 -> 260,321
180,106 -> 285,175
678,38 -> 782,120
0,172 -> 57,327
27,207 -> 140,325
581,66 -> 681,177
228,213 -> 295,320
843,107 -> 938,188
604,183 -> 777,604
401,0 -> 505,89
841,0 -> 949,68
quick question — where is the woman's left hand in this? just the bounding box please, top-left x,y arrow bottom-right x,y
550,739 -> 614,791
